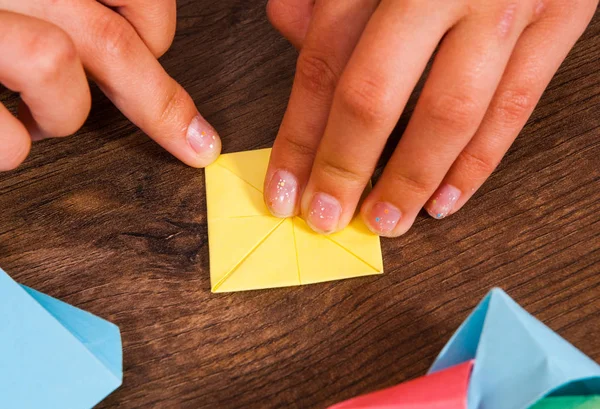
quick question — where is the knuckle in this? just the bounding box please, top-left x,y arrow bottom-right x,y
156,83 -> 186,129
295,51 -> 339,96
424,91 -> 481,133
457,149 -> 498,176
27,28 -> 77,84
92,13 -> 137,60
281,133 -> 317,158
337,76 -> 391,126
494,87 -> 537,124
317,156 -> 366,185
387,168 -> 435,196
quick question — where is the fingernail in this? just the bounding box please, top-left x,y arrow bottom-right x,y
186,114 -> 221,161
426,184 -> 461,219
366,202 -> 402,235
307,193 -> 341,234
265,170 -> 298,217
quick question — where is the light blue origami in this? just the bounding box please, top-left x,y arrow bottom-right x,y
0,268 -> 123,409
429,288 -> 600,409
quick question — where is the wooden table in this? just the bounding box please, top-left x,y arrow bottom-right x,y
1,2 -> 599,408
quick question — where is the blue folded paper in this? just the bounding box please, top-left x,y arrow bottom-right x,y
0,268 -> 123,409
429,288 -> 600,409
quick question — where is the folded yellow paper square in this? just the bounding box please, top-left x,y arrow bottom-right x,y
205,148 -> 383,293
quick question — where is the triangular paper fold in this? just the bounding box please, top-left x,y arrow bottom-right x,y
294,218 -> 380,284
429,288 -> 600,409
327,216 -> 384,272
216,147 -> 271,192
205,163 -> 268,219
0,268 -> 122,409
208,216 -> 286,289
328,360 -> 473,409
21,286 -> 122,381
213,219 -> 299,292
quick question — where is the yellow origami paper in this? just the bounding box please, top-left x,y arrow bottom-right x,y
205,148 -> 383,293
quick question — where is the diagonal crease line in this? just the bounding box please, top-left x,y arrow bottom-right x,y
291,219 -> 302,285
324,235 -> 382,273
215,162 -> 264,194
212,218 -> 286,292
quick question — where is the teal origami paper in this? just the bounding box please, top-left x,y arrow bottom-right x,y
0,268 -> 123,409
429,288 -> 600,409
530,396 -> 600,409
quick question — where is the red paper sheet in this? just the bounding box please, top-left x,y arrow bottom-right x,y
328,360 -> 473,409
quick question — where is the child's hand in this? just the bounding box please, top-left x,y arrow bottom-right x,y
0,2 -> 221,171
264,0 -> 597,236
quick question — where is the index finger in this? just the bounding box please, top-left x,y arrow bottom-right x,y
264,0 -> 378,218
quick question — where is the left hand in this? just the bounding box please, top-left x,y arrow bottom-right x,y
0,0 -> 221,172
263,0 -> 597,236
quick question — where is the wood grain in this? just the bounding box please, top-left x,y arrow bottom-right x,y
1,2 -> 599,408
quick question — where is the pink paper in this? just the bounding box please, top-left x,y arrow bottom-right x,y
328,361 -> 473,409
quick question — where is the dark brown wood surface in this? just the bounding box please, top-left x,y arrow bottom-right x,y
1,2 -> 599,408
